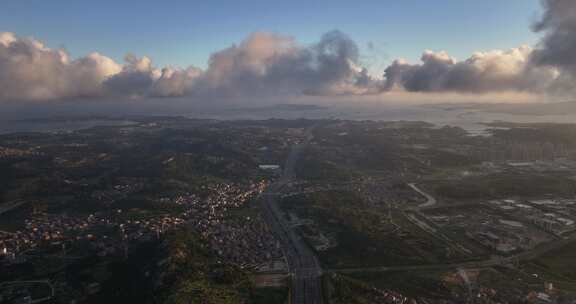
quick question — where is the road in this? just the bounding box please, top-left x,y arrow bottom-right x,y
327,231 -> 576,275
404,184 -> 473,255
0,199 -> 26,215
261,128 -> 323,304
263,130 -> 576,301
407,183 -> 436,209
328,180 -> 576,276
0,280 -> 54,304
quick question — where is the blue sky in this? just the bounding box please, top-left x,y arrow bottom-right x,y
1,0 -> 542,69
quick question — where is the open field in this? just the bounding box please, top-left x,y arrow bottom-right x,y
523,240 -> 576,293
281,190 -> 470,268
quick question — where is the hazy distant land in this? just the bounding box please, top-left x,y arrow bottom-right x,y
425,100 -> 576,116
228,103 -> 327,112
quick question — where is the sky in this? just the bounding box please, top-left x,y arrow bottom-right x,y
1,0 -> 576,105
1,0 -> 541,68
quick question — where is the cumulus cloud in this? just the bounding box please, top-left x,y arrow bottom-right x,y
193,30 -> 382,97
0,29 -> 562,101
383,46 -> 558,93
531,0 -> 576,69
151,67 -> 202,97
3,0 -> 576,104
70,52 -> 122,96
529,0 -> 576,94
382,0 -> 576,95
103,54 -> 158,97
347,0 -> 576,98
0,30 -> 381,102
103,54 -> 204,98
0,32 -> 121,100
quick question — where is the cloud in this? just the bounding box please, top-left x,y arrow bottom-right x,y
531,0 -> 576,69
103,54 -> 204,98
381,0 -> 576,96
383,46 -> 558,93
0,32 -> 121,100
0,31 -> 381,102
5,29 -> 549,102
529,0 -> 576,94
193,30 -> 382,97
151,67 -> 202,97
3,0 -> 576,104
102,54 -> 158,97
70,52 -> 122,96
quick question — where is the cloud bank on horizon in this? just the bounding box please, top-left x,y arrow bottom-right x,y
0,0 -> 575,103
0,30 -> 382,102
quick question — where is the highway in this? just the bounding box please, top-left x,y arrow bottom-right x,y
262,128 -> 576,302
261,128 -> 323,304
